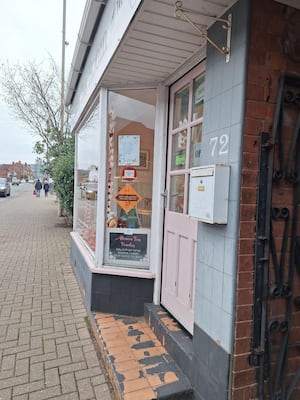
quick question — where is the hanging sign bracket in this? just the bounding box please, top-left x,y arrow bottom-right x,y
174,1 -> 232,63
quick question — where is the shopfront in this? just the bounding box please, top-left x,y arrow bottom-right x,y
67,1 -> 245,399
66,0 -> 300,399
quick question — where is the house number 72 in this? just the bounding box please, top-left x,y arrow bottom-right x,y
209,134 -> 229,157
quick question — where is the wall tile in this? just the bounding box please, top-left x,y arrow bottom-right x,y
210,305 -> 222,341
203,265 -> 214,301
222,274 -> 234,315
200,297 -> 212,333
231,83 -> 245,125
223,237 -> 238,277
212,269 -> 224,308
221,311 -> 233,353
213,236 -> 225,272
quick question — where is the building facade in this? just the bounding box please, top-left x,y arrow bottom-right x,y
67,0 -> 300,398
0,161 -> 34,181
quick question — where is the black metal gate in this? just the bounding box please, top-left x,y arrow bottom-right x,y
250,74 -> 300,400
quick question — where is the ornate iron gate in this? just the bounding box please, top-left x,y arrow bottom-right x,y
250,74 -> 300,399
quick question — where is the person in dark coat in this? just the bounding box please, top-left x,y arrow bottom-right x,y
34,179 -> 42,198
43,180 -> 50,197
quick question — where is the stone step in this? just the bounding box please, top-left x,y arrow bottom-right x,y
91,312 -> 193,400
144,304 -> 193,382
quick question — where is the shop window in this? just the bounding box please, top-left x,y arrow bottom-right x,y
74,105 -> 99,252
104,90 -> 156,269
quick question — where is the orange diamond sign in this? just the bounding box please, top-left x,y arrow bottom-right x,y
114,185 -> 142,213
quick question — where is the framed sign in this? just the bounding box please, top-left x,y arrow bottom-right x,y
105,228 -> 150,268
137,150 -> 150,170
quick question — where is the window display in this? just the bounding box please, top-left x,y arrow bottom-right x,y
105,90 -> 156,269
74,105 -> 100,252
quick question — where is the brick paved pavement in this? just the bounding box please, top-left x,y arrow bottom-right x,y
0,186 -> 115,400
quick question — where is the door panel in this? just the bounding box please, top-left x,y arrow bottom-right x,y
161,62 -> 205,334
162,212 -> 197,333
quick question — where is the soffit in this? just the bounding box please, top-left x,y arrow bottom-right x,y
274,0 -> 300,9
100,0 -> 238,89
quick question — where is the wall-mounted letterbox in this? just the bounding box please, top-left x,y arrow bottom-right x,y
189,164 -> 230,224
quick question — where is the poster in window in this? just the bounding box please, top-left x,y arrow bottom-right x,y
118,135 -> 140,166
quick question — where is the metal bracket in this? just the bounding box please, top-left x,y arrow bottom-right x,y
174,1 -> 232,63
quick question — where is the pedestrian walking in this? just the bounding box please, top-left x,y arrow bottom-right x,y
43,179 -> 50,197
49,177 -> 54,194
34,178 -> 42,197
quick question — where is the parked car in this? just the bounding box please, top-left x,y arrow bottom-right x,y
0,178 -> 11,197
81,182 -> 98,200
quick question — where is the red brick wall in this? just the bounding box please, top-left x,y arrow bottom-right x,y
232,1 -> 300,399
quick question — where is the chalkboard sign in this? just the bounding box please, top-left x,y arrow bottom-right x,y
109,232 -> 148,262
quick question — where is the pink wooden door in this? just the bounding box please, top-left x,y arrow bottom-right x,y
161,63 -> 205,334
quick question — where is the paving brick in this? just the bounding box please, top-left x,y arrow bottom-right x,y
55,335 -> 79,345
94,384 -> 115,400
0,369 -> 14,380
29,385 -> 61,400
0,374 -> 28,390
53,393 -> 79,400
57,343 -> 70,359
70,347 -> 85,363
17,348 -> 44,360
3,344 -> 30,355
30,336 -> 43,350
77,377 -> 95,400
43,339 -> 56,354
29,362 -> 44,383
84,351 -> 101,369
14,395 -> 29,400
0,340 -> 18,350
59,361 -> 87,375
13,380 -> 45,396
31,352 -> 57,365
15,358 -> 30,377
1,354 -> 16,371
0,388 -> 12,400
61,373 -> 77,393
77,328 -> 91,341
18,332 -> 31,346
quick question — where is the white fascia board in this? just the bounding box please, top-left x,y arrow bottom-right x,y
66,0 -> 106,105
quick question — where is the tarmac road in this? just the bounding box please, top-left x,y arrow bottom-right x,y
0,188 -> 114,399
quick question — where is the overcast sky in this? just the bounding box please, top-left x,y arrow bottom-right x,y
0,0 -> 86,164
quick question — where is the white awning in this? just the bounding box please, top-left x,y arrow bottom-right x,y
66,0 -> 238,105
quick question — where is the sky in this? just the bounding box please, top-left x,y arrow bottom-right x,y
0,0 -> 86,165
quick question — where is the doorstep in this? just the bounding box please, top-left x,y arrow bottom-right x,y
91,312 -> 193,400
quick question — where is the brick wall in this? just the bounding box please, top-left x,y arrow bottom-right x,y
232,0 -> 300,399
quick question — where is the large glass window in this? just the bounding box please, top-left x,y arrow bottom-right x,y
104,89 -> 156,269
74,105 -> 99,253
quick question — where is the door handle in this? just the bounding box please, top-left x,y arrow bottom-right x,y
161,190 -> 168,208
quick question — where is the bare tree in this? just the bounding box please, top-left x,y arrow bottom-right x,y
0,56 -> 68,156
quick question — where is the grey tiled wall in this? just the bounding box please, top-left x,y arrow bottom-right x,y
194,0 -> 250,354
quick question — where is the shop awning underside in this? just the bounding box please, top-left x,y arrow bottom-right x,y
66,0 -> 238,105
100,0 -> 237,89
